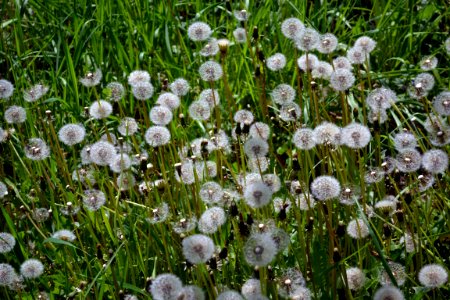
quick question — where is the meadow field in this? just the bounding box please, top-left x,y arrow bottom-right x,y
0,0 -> 449,299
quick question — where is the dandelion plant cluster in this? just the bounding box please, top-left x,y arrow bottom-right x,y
0,1 -> 449,299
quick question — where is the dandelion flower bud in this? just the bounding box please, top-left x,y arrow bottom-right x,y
150,105 -> 173,125
418,264 -> 448,288
150,273 -> 183,300
333,56 -> 352,70
0,263 -> 16,286
244,233 -> 277,267
310,175 -> 340,201
24,83 -> 49,102
58,124 -> 86,146
80,69 -> 102,87
294,27 -> 319,51
187,21 -> 212,42
118,117 -> 138,136
346,267 -> 365,290
347,46 -> 366,64
346,218 -> 369,239
395,149 -> 422,173
266,53 -> 286,71
5,106 -> 26,124
341,122 -> 371,149
52,229 -> 76,242
422,149 -> 448,174
312,61 -> 333,79
0,79 -> 14,99
297,54 -> 318,71
330,68 -> 355,91
106,82 -> 125,101
182,234 -> 215,264
145,126 -> 171,147
132,81 -> 154,100
198,207 -> 226,234
0,232 -> 15,253
281,18 -> 305,39
89,100 -> 113,119
169,78 -> 190,96
244,181 -> 273,208
156,92 -> 181,110
354,36 -> 376,54
20,259 -> 44,279
233,28 -> 247,43
373,286 -> 404,300
128,70 -> 150,87
199,61 -> 223,82
24,138 -> 50,160
419,56 -> 438,71
188,100 -> 211,121
318,33 -> 338,54
90,140 -> 116,166
432,91 -> 450,116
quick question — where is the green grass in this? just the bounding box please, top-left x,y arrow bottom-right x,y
0,0 -> 449,299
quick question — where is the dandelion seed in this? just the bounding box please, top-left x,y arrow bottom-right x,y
234,109 -> 254,124
24,138 -> 50,160
199,61 -> 223,82
330,68 -> 355,91
80,69 -> 102,87
347,46 -> 366,64
310,175 -> 340,201
241,278 -> 262,300
422,149 -> 448,174
58,124 -> 86,146
233,28 -> 247,43
294,28 -> 319,51
182,234 -> 215,264
200,38 -> 219,57
20,259 -> 44,279
244,138 -> 269,159
373,286 -> 404,300
311,61 -> 333,79
396,149 -> 422,173
0,232 -> 15,253
266,53 -> 287,71
346,267 -> 365,290
354,36 -> 376,54
132,81 -> 154,100
281,18 -> 305,39
341,122 -> 371,149
244,233 -> 277,267
150,273 -> 183,300
0,263 -> 16,286
5,106 -> 26,124
293,128 -> 316,150
419,56 -> 438,71
145,126 -> 171,147
147,202 -> 170,224
333,56 -> 352,70
432,91 -> 450,116
418,264 -> 448,288
297,54 -> 318,71
346,218 -> 369,239
106,82 -> 125,101
244,181 -> 273,208
0,181 -> 8,198
0,79 -> 14,99
52,229 -> 76,242
313,122 -> 341,146
318,33 -> 338,53
199,181 -> 224,205
380,262 -> 406,286
188,100 -> 211,121
187,21 -> 212,42
24,84 -> 49,102
198,207 -> 226,234
217,290 -> 244,300
169,78 -> 190,96
128,70 -> 150,86
366,87 -> 397,111
277,267 -> 307,298
90,140 -> 116,166
279,102 -> 301,122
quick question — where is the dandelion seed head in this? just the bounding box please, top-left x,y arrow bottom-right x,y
330,68 -> 355,91
392,132 -> 417,151
198,88 -> 220,108
244,181 -> 273,208
373,285 -> 404,300
310,175 -> 340,201
419,56 -> 438,71
263,173 -> 281,193
0,232 -> 15,253
117,117 -> 138,136
277,268 -> 307,298
342,122 -> 371,149
24,138 -> 50,160
106,82 -> 125,101
177,285 -> 205,300
200,38 -> 219,57
297,54 -> 318,71
83,189 -> 106,211
90,140 -> 116,166
339,184 -> 360,206
150,273 -> 183,300
413,72 -> 435,91
244,233 -> 277,267
24,84 -> 49,102
58,124 -> 86,146
5,106 -> 26,124
432,91 -> 450,116
0,263 -> 16,286
187,22 -> 212,42
147,202 -> 170,224
396,149 -> 422,173
116,173 -> 136,191
199,61 -> 223,82
294,28 -> 319,51
318,33 -> 338,54
266,53 -> 287,71
380,262 -> 406,286
0,79 -> 14,99
346,267 -> 365,290
247,157 -> 269,173
128,70 -> 150,86
364,167 -> 385,184
366,87 -> 397,111
233,28 -> 247,43
311,61 -> 333,79
172,216 -> 197,235
234,9 -> 249,21
354,36 -> 376,54
281,18 -> 305,39
347,218 -> 369,239
198,207 -> 226,234
241,278 -> 262,299
279,102 -> 301,122
244,138 -> 269,159
20,259 -> 44,279
313,122 -> 341,146
368,108 -> 388,124
169,78 -> 190,96
199,181 -> 224,204
234,109 -> 254,124
0,181 -> 8,198
80,69 -> 102,87
422,149 -> 448,174
249,122 -> 270,140
399,231 -> 417,253
89,100 -> 113,119
333,56 -> 352,70
418,264 -> 448,288
182,234 -> 215,264
150,105 -> 173,125
188,100 -> 211,121
217,290 -> 244,300
52,229 -> 76,241
289,286 -> 311,300
293,128 -> 316,150
32,207 -> 50,222
132,81 -> 154,100
145,126 -> 171,147
295,193 -> 316,211
347,46 -> 366,64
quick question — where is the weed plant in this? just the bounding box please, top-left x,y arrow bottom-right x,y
0,0 -> 449,299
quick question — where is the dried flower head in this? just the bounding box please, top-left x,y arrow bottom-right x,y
277,267 -> 307,299
310,175 -> 340,201
145,126 -> 171,147
116,172 -> 136,191
422,149 -> 448,174
52,229 -> 76,242
366,87 -> 397,111
150,105 -> 173,125
347,218 -> 369,239
0,263 -> 16,286
89,100 -> 113,119
419,56 -> 438,71
396,149 -> 422,173
80,69 -> 102,87
241,278 -> 262,300
233,28 -> 247,43
117,117 -> 138,136
294,27 -> 319,51
311,61 -> 333,79
354,36 -> 376,54
341,122 -> 371,149
188,100 -> 211,121
200,38 -> 219,57
244,181 -> 273,208
83,189 -> 106,211
132,81 -> 154,100
279,102 -> 301,122
198,207 -> 226,234
297,53 -> 318,71
313,122 -> 341,146
432,91 -> 450,116
330,68 -> 355,91
234,9 -> 249,21
271,84 -> 296,105
333,56 -> 352,70
347,46 -> 366,64
199,181 -> 224,205
217,290 -> 244,300
187,22 -> 212,42
244,138 -> 269,159
380,261 -> 406,286
373,285 -> 404,300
